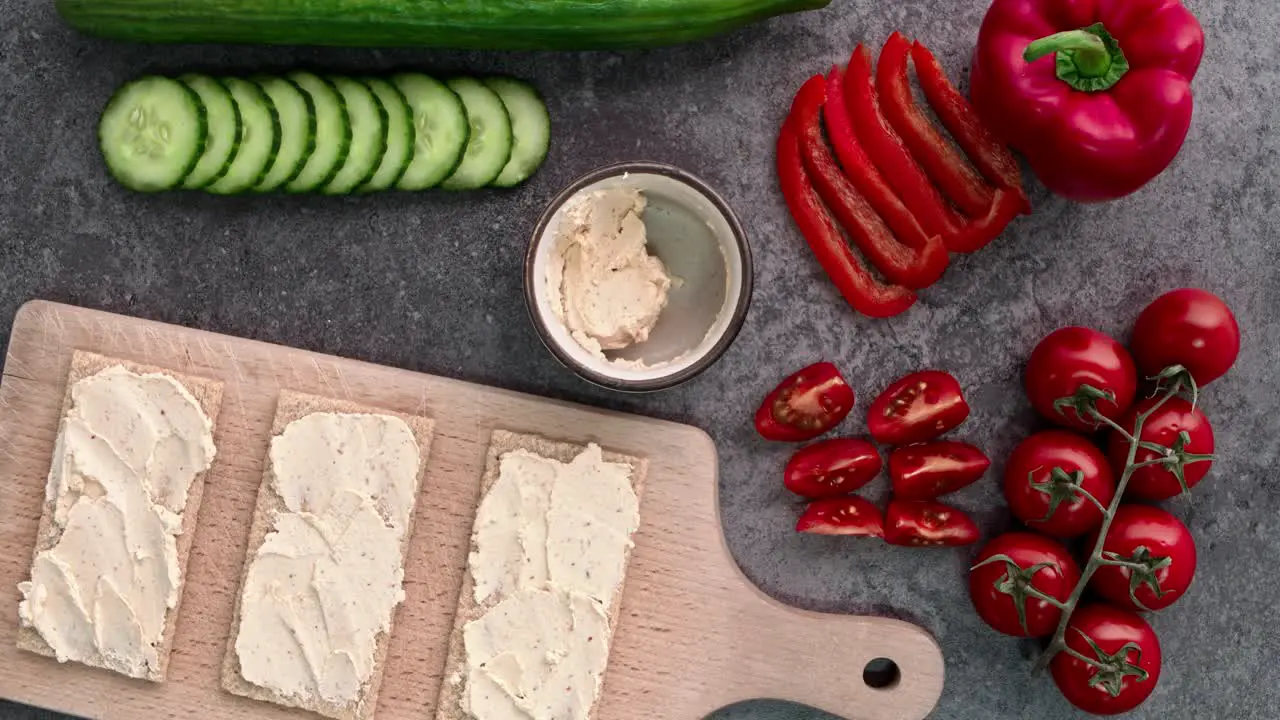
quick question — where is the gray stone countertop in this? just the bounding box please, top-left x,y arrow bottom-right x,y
2,0 -> 1278,718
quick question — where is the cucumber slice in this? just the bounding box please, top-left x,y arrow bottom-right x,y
98,76 -> 207,192
207,78 -> 280,195
285,71 -> 350,193
439,77 -> 512,191
179,73 -> 242,189
321,76 -> 388,195
391,73 -> 469,191
484,78 -> 550,188
359,78 -> 413,192
253,75 -> 315,192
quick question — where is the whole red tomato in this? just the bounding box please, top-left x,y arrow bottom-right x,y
1004,431 -> 1116,538
755,362 -> 855,441
883,499 -> 979,547
867,370 -> 969,445
796,496 -> 884,537
889,441 -> 990,500
969,533 -> 1080,638
1089,505 -> 1197,612
1131,288 -> 1240,387
1025,327 -> 1137,432
1109,397 -> 1215,500
1051,604 -> 1162,715
784,438 -> 882,499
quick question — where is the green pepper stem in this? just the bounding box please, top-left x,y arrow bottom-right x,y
1025,30 -> 1110,75
1023,23 -> 1130,93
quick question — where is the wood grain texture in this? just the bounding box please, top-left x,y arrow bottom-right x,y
0,301 -> 944,720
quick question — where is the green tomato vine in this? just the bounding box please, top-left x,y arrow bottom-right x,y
1030,366 -> 1212,679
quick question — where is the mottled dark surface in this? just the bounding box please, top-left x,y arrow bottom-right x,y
2,0 -> 1278,718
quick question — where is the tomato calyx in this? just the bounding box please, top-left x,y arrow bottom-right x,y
1065,632 -> 1150,698
1052,383 -> 1114,428
970,553 -> 1067,635
1148,363 -> 1199,409
1136,430 -> 1215,495
1098,545 -> 1172,613
1030,466 -> 1107,522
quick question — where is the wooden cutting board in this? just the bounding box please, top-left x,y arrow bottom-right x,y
0,301 -> 944,720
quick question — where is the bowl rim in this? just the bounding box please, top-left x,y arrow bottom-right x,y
524,161 -> 754,393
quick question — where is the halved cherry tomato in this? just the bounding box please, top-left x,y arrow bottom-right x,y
1108,397 -> 1215,500
796,496 -> 885,537
755,361 -> 855,442
784,438 -> 882,499
1025,327 -> 1137,432
1088,505 -> 1197,612
889,441 -> 989,500
1051,604 -> 1162,715
969,532 -> 1080,637
1004,430 -> 1116,538
867,370 -> 969,445
884,499 -> 979,547
1131,288 -> 1241,387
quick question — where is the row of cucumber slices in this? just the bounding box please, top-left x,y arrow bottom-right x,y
98,72 -> 550,194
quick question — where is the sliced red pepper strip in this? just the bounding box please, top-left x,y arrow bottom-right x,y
844,44 -> 965,245
823,65 -> 948,285
947,189 -> 1023,253
911,39 -> 1030,213
777,103 -> 917,318
877,32 -> 995,220
792,75 -> 944,289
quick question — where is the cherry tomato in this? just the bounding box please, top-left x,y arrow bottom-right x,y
796,496 -> 885,536
867,370 -> 969,445
1088,505 -> 1197,612
1051,604 -> 1162,715
889,441 -> 990,500
784,438 -> 881,499
1025,327 -> 1137,432
755,361 -> 855,442
1004,430 -> 1115,538
1131,288 -> 1240,387
883,499 -> 979,547
1109,397 -> 1215,500
969,532 -> 1080,637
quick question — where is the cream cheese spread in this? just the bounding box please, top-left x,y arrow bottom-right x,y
462,444 -> 640,720
547,187 -> 672,360
18,365 -> 216,678
234,412 -> 420,705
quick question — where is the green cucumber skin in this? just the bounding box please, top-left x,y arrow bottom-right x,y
53,0 -> 828,49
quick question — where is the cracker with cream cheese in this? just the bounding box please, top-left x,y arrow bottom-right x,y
436,430 -> 646,720
221,390 -> 433,720
16,351 -> 224,682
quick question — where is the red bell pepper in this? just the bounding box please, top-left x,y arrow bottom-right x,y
844,44 -> 965,245
948,189 -> 1024,253
822,65 -> 946,272
877,32 -> 995,220
792,75 -> 946,289
777,110 -> 917,318
971,0 -> 1205,202
910,39 -> 1030,213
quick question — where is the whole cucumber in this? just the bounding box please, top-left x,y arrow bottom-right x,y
55,0 -> 831,50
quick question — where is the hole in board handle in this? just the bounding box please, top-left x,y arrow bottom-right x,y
862,657 -> 901,690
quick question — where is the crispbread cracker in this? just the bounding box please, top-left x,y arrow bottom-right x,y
16,350 -> 224,682
221,390 -> 434,720
435,430 -> 647,720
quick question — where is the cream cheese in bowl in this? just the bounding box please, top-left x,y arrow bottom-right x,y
526,162 -> 752,391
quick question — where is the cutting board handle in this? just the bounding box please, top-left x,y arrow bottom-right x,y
730,585 -> 946,720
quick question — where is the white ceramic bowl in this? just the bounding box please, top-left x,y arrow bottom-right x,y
525,162 -> 753,392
